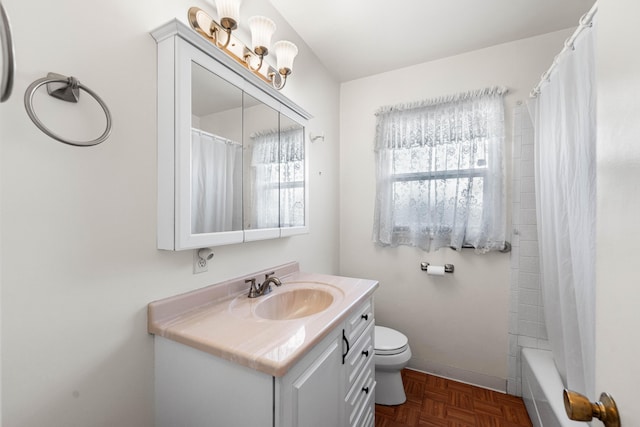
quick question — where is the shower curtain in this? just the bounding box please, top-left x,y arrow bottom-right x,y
191,129 -> 242,233
528,19 -> 596,398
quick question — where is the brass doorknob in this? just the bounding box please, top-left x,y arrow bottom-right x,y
563,389 -> 620,427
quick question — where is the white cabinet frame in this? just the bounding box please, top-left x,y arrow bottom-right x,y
152,20 -> 311,250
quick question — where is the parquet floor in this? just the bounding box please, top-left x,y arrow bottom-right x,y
375,369 -> 533,427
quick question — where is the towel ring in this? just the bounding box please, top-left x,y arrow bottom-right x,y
24,73 -> 112,147
0,1 -> 15,102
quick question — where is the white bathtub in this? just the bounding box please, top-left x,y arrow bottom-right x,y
521,348 -> 583,427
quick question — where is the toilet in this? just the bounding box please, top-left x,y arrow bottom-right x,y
374,325 -> 412,405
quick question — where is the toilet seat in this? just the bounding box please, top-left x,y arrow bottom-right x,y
375,326 -> 409,356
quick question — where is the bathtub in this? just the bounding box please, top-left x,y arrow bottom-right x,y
521,348 -> 583,427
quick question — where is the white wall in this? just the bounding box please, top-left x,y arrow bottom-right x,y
0,0 -> 339,426
339,29 -> 572,389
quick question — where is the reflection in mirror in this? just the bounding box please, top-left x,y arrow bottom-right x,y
244,93 -> 280,230
190,61 -> 243,234
279,114 -> 305,228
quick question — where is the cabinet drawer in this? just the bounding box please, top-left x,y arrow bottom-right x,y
345,357 -> 375,427
344,298 -> 373,344
345,322 -> 374,389
357,391 -> 375,427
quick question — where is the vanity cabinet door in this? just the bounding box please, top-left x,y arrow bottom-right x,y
154,337 -> 273,427
276,328 -> 343,427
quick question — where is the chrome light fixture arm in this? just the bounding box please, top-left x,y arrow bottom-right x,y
210,23 -> 233,49
244,50 -> 266,72
269,68 -> 290,90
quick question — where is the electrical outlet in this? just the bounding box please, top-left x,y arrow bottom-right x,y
193,250 -> 208,274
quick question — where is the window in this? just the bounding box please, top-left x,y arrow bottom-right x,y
250,126 -> 305,228
278,127 -> 305,227
372,87 -> 507,252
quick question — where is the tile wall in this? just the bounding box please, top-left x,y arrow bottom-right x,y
507,103 -> 550,396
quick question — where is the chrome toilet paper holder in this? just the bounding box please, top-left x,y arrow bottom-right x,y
420,262 -> 454,273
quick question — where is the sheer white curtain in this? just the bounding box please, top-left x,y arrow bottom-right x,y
528,19 -> 596,398
279,127 -> 305,227
373,87 -> 507,252
191,129 -> 242,233
250,130 -> 280,228
250,127 -> 305,228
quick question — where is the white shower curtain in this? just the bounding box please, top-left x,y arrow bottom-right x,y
191,129 -> 242,233
528,20 -> 596,398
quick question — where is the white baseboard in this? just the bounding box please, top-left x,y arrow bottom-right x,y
407,357 -> 507,393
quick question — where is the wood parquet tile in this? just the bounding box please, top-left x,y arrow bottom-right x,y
375,370 -> 533,427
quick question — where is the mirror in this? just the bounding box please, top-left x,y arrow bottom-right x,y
243,93 -> 280,234
190,61 -> 243,234
154,25 -> 311,251
279,114 -> 305,229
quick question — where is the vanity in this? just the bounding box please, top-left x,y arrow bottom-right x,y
148,16 -> 373,427
148,262 -> 378,427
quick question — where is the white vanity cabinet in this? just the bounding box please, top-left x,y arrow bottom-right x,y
154,298 -> 375,427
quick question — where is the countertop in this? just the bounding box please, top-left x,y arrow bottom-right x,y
147,262 -> 378,377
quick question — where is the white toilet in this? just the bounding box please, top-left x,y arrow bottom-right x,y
374,325 -> 412,405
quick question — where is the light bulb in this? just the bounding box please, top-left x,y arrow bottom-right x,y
274,40 -> 298,74
214,0 -> 241,30
248,16 -> 276,56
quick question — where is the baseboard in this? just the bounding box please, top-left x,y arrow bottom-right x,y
407,358 -> 507,393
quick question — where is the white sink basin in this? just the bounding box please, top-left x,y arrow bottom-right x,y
254,288 -> 334,320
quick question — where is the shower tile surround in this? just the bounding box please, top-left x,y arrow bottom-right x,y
508,104 -> 550,396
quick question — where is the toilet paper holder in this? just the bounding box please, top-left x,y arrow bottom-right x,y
420,262 -> 454,273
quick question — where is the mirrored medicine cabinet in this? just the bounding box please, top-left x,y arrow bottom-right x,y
152,20 -> 311,250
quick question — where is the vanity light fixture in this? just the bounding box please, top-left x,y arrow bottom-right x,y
210,0 -> 240,48
188,3 -> 298,90
245,16 -> 276,72
270,40 -> 298,89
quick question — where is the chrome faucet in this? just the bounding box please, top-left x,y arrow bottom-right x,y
262,272 -> 282,290
246,272 -> 282,298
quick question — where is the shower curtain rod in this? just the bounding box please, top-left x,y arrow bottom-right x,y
529,1 -> 598,98
192,127 -> 242,146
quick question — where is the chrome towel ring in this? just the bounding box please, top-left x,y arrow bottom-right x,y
0,0 -> 15,102
24,72 -> 112,147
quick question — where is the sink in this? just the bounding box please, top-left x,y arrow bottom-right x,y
254,288 -> 334,320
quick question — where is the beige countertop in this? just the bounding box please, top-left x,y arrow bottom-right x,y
147,262 -> 378,377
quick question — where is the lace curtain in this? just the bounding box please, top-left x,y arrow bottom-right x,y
250,127 -> 304,228
373,87 -> 507,252
191,129 -> 242,233
280,127 -> 305,227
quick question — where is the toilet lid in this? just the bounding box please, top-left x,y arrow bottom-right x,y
375,326 -> 409,355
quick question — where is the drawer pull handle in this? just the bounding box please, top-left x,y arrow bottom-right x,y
362,386 -> 369,394
362,350 -> 369,357
342,330 -> 350,365
361,314 -> 369,321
